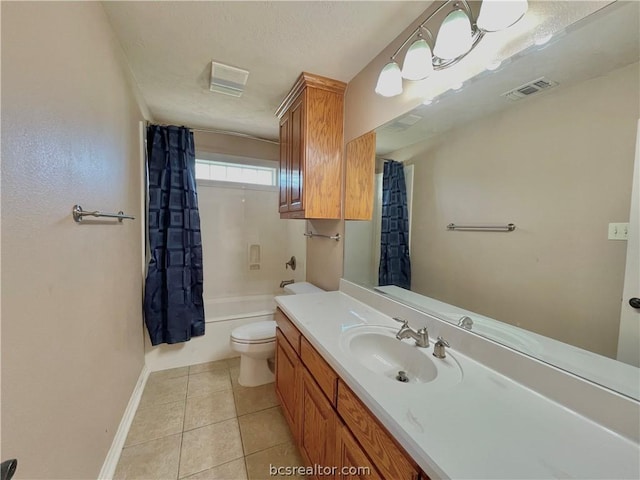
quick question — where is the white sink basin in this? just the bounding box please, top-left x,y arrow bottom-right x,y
340,325 -> 463,387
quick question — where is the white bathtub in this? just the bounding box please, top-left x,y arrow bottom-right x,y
145,294 -> 277,372
204,294 -> 276,323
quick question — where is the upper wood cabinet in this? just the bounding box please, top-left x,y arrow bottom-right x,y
276,72 -> 346,219
345,131 -> 376,220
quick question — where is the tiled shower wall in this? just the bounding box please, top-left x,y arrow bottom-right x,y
198,182 -> 306,299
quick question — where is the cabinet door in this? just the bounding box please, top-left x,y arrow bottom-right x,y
299,368 -> 336,472
335,421 -> 383,480
275,329 -> 300,439
278,113 -> 290,213
288,94 -> 305,213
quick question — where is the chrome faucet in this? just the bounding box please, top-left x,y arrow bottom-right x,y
280,279 -> 294,288
393,317 -> 429,348
458,316 -> 473,330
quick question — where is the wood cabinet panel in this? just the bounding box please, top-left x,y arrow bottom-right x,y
279,115 -> 290,213
275,329 -> 300,439
275,308 -> 301,354
337,381 -> 419,480
289,94 -> 305,212
345,131 -> 376,220
336,421 -> 384,480
303,87 -> 344,219
300,336 -> 338,406
276,72 -> 346,220
299,368 -> 337,472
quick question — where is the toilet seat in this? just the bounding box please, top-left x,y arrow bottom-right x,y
231,320 -> 276,345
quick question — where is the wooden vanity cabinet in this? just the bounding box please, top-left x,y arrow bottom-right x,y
274,308 -> 425,480
335,421 -> 384,480
275,329 -> 301,440
275,72 -> 346,219
299,368 -> 337,470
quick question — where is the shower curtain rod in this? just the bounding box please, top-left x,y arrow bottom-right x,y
145,121 -> 279,145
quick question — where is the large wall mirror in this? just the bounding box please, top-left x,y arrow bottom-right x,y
344,1 -> 640,400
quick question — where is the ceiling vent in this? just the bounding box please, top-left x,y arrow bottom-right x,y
385,113 -> 423,132
502,77 -> 558,101
209,61 -> 249,97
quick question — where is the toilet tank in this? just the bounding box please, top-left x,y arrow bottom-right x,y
283,282 -> 324,295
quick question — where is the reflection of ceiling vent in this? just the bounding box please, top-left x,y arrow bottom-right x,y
385,114 -> 423,132
209,61 -> 249,97
502,77 -> 558,101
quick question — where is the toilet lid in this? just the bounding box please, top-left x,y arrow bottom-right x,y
231,320 -> 276,343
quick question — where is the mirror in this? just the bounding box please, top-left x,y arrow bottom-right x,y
344,1 -> 640,400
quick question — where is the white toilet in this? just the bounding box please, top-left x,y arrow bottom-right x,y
229,282 -> 324,387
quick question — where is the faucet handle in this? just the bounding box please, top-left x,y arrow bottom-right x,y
392,317 -> 408,327
433,336 -> 450,359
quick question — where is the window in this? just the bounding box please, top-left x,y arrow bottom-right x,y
195,159 -> 277,187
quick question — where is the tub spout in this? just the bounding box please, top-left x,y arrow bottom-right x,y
280,279 -> 294,288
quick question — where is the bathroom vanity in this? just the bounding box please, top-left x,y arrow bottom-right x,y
274,285 -> 640,479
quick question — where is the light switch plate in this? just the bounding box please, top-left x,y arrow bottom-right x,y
608,222 -> 629,240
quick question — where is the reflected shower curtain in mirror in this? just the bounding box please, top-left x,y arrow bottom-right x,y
144,125 -> 205,345
378,160 -> 411,289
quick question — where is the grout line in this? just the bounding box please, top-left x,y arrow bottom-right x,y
176,373 -> 189,480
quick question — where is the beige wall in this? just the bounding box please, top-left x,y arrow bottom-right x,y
1,3 -> 145,478
401,62 -> 638,358
194,131 -> 279,161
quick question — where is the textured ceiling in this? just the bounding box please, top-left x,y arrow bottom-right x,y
102,1 -> 432,140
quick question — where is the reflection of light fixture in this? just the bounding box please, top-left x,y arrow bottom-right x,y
375,61 -> 403,97
534,33 -> 553,46
375,0 -> 528,97
477,0 -> 528,32
486,59 -> 502,71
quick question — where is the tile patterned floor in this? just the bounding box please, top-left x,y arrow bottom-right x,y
114,358 -> 306,480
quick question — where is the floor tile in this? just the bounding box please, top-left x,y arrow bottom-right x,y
230,366 -> 241,389
189,360 -> 229,375
114,434 -> 181,480
184,389 -> 237,431
124,400 -> 185,447
244,441 -> 305,480
226,356 -> 241,369
179,418 -> 244,478
139,375 -> 188,408
238,406 -> 293,455
148,366 -> 189,382
233,382 -> 279,416
184,458 -> 247,479
188,370 -> 232,398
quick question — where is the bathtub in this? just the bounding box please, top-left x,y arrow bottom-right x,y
204,294 -> 276,323
145,294 -> 277,372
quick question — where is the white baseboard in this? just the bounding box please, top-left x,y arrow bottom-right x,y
98,364 -> 150,480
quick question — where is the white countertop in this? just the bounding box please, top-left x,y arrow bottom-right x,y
275,291 -> 640,480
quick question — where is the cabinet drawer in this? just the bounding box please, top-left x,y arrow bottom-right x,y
337,381 -> 419,480
300,336 -> 338,406
275,308 -> 301,354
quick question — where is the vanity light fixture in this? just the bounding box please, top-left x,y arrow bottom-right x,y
375,0 -> 528,97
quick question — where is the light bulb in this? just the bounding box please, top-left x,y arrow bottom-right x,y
433,9 -> 473,60
375,61 -> 403,97
401,38 -> 434,81
477,0 -> 528,32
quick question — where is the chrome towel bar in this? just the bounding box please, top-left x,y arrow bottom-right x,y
447,223 -> 516,232
72,205 -> 135,223
303,231 -> 341,241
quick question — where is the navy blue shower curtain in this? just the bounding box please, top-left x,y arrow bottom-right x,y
378,160 -> 411,290
144,125 -> 205,346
